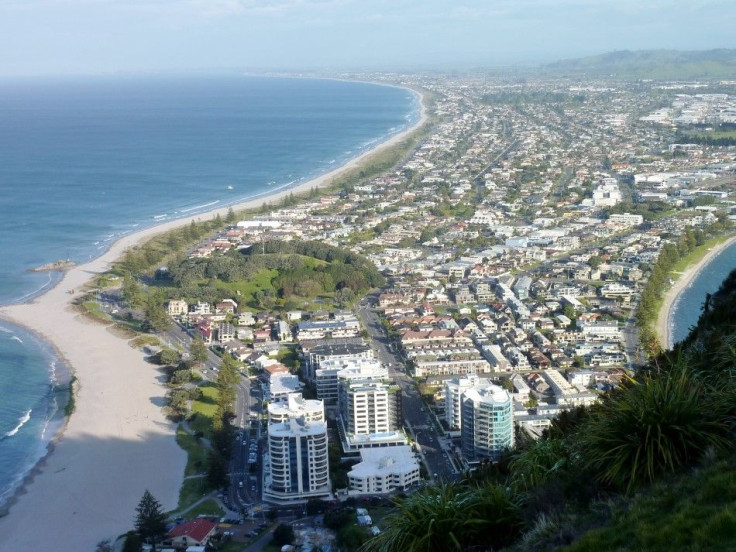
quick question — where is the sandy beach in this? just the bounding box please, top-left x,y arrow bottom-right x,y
656,235 -> 736,350
0,85 -> 427,551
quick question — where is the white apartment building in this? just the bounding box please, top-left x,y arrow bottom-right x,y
263,418 -> 331,504
348,446 -> 420,495
578,320 -> 622,340
445,375 -> 481,431
305,342 -> 374,379
268,393 -> 324,424
608,213 -> 644,226
600,283 -> 636,300
481,343 -> 511,371
413,357 -> 491,378
267,373 -> 304,402
340,381 -> 393,436
461,384 -> 514,463
218,322 -> 236,342
315,358 -> 386,406
590,181 -> 622,207
189,301 -> 211,315
541,369 -> 598,407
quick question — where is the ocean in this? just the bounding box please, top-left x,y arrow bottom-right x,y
0,74 -> 418,507
669,240 -> 736,346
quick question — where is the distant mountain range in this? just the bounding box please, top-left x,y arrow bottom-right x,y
543,49 -> 736,80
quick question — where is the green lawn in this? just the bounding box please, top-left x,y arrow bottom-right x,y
176,426 -> 210,477
81,300 -> 110,322
181,498 -> 223,519
175,477 -> 212,513
189,383 -> 219,437
129,335 -> 162,349
217,269 -> 279,305
689,130 -> 736,140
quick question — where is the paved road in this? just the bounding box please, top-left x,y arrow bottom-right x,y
357,299 -> 458,482
157,321 -> 261,514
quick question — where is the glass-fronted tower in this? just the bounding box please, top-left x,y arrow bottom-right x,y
460,383 -> 514,463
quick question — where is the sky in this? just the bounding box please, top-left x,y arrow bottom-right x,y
0,0 -> 734,76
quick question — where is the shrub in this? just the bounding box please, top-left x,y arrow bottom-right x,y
579,368 -> 731,493
363,483 -> 523,551
509,437 -> 570,492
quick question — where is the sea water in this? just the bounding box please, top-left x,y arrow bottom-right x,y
669,240 -> 736,346
0,74 -> 417,507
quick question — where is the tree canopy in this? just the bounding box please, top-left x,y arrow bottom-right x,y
134,490 -> 167,549
164,240 -> 384,306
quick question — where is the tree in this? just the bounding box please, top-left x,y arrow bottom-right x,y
121,275 -> 143,309
563,304 -> 577,321
337,525 -> 370,552
170,369 -> 192,386
143,293 -> 171,333
134,490 -> 167,550
207,451 -> 229,489
190,337 -> 208,365
226,207 -> 237,223
159,348 -> 181,366
272,523 -> 295,546
335,287 -> 355,308
305,498 -> 328,515
588,255 -> 603,270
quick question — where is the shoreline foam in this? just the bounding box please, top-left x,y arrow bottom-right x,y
656,235 -> 736,350
0,81 -> 427,551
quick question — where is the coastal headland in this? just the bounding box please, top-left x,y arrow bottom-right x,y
656,235 -> 736,350
0,86 -> 427,551
28,259 -> 76,272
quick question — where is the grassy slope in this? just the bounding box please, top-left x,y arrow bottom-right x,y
172,383 -> 220,511
564,459 -> 736,552
189,383 -> 219,437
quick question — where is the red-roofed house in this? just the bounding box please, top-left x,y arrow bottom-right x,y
167,518 -> 218,548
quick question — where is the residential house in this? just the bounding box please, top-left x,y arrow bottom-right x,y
167,300 -> 188,316
166,519 -> 218,549
215,298 -> 238,314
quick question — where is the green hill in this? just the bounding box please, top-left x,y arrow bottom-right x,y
542,49 -> 736,80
